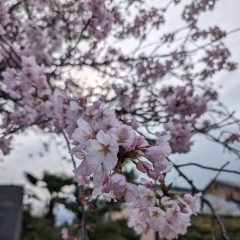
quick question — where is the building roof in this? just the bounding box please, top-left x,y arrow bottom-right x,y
204,180 -> 240,193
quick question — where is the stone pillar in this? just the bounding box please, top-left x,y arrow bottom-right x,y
0,185 -> 23,240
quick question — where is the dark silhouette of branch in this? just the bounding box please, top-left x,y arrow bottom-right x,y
202,196 -> 229,240
61,131 -> 88,240
175,162 -> 240,175
62,131 -> 76,170
168,157 -> 230,240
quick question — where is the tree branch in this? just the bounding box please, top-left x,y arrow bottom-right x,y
175,162 -> 240,175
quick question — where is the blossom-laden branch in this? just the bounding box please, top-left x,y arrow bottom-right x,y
60,100 -> 201,239
62,131 -> 89,240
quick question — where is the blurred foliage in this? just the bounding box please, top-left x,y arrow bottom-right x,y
22,169 -> 140,240
88,219 -> 139,240
24,171 -> 74,194
24,172 -> 38,186
22,170 -> 240,240
178,214 -> 240,240
21,207 -> 62,240
22,170 -> 240,239
24,171 -> 76,224
42,171 -> 74,195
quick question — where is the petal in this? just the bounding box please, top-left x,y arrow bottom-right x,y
96,130 -> 111,145
92,186 -> 102,196
109,139 -> 119,152
77,118 -> 90,129
93,166 -> 107,186
104,152 -> 118,171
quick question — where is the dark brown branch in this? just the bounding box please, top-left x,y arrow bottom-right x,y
2,118 -> 51,138
175,162 -> 240,175
61,131 -> 76,170
168,157 -> 230,240
202,196 -> 229,240
61,131 -> 88,239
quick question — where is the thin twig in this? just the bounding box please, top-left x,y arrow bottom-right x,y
168,157 -> 230,240
62,131 -> 76,169
176,162 -> 240,175
211,215 -> 216,240
201,162 -> 229,197
61,131 -> 88,239
202,196 -> 229,240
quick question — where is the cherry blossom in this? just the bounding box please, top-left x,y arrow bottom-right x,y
72,119 -> 92,144
183,192 -> 202,215
0,137 -> 11,155
85,130 -> 118,171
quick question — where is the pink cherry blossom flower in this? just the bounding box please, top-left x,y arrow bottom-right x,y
103,190 -> 116,202
85,130 -> 118,171
108,124 -> 135,146
70,143 -> 88,159
183,192 -> 201,215
21,56 -> 37,68
165,205 -> 190,233
128,208 -> 149,234
93,164 -> 108,186
0,137 -> 11,155
74,159 -> 95,178
36,75 -> 51,97
61,227 -> 69,240
156,134 -> 172,157
102,173 -> 127,199
74,174 -> 90,186
134,185 -> 156,207
72,118 -> 92,144
148,206 -> 166,231
124,135 -> 148,152
140,178 -> 154,188
136,160 -> 152,173
145,146 -> 165,163
124,183 -> 138,203
67,101 -> 84,120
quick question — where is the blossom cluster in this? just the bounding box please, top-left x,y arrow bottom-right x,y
182,0 -> 217,23
0,137 -> 11,155
2,57 -> 51,119
200,44 -> 236,80
61,227 -> 81,240
68,102 -> 173,191
0,0 -> 10,35
113,85 -> 140,110
191,26 -> 226,41
136,59 -> 171,84
164,122 -> 193,154
118,7 -> 164,39
83,0 -> 112,40
128,181 -> 201,239
165,86 -> 207,118
65,102 -> 200,239
0,58 -> 139,156
22,20 -> 53,65
1,56 -> 52,154
3,56 -> 51,100
159,86 -> 208,153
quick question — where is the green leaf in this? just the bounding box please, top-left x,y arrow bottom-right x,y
24,172 -> 39,185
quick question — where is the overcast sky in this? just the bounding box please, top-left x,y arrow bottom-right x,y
1,1 -> 240,220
